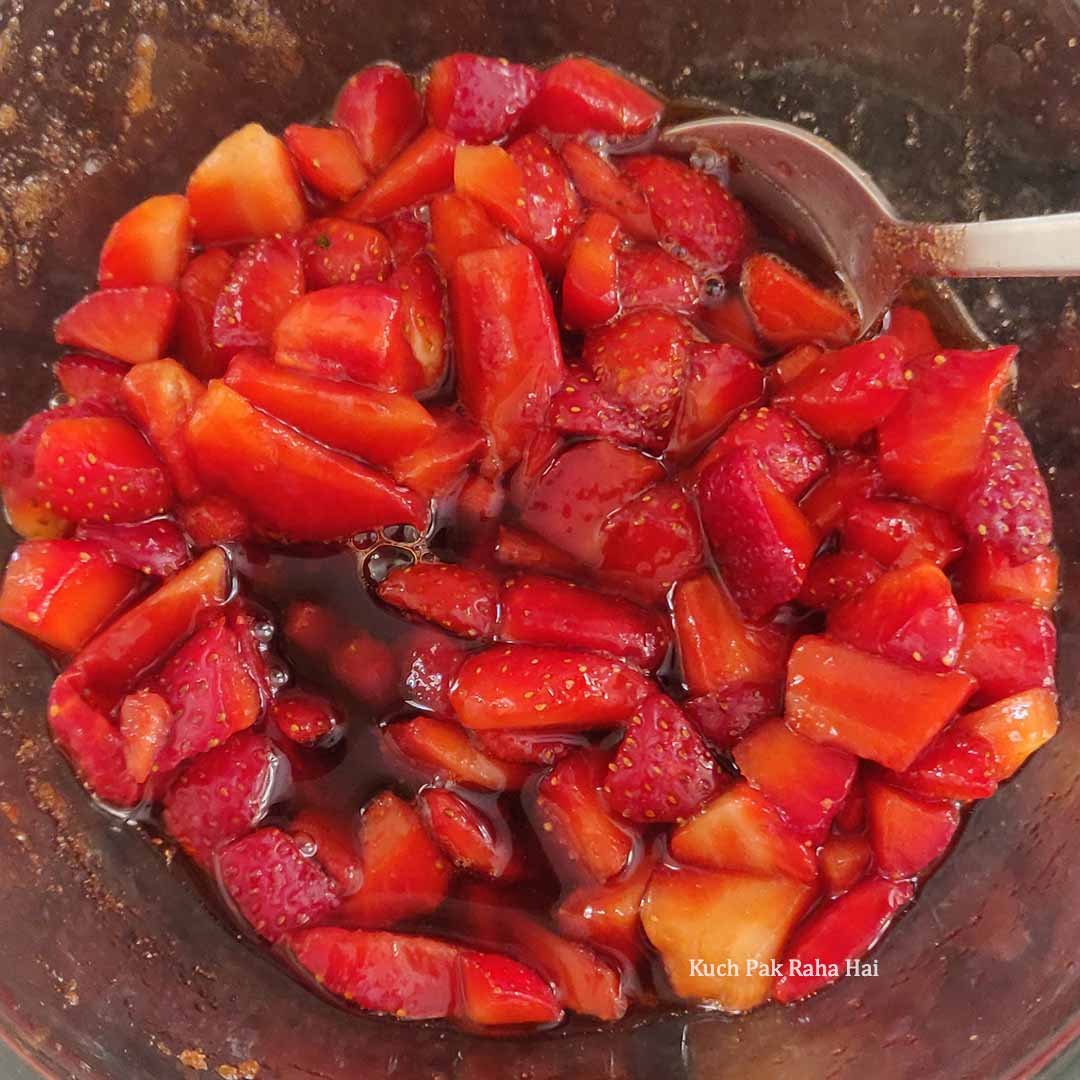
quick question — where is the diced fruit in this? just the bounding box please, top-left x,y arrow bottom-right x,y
881,727 -> 997,801
506,133 -> 583,271
841,497 -> 964,569
332,63 -> 423,173
178,495 -> 250,548
770,343 -> 823,387
617,246 -> 701,312
427,54 -> 540,142
684,682 -> 778,752
819,834 -> 872,896
494,524 -> 579,576
785,635 -> 977,771
562,212 -> 621,330
389,253 -> 447,388
865,778 -> 959,879
299,218 -> 392,291
472,728 -> 582,766
954,540 -> 1059,609
98,194 -> 191,289
186,124 -> 306,245
379,211 -> 431,264
74,518 -> 190,577
418,788 -> 516,878
174,248 -> 234,380
457,950 -> 562,1026
389,407 -> 485,498
834,778 -> 866,833
212,237 -> 304,352
378,562 -> 498,639
559,141 -> 656,241
956,601 -> 1056,705
800,451 -> 888,535
54,354 -> 130,411
887,305 -> 940,357
328,630 -> 398,712
54,286 -> 178,366
550,369 -> 662,452
396,628 -> 467,717
697,293 -> 764,357
453,144 -> 532,237
430,193 -> 507,276
267,691 -> 341,746
283,124 -> 369,201
798,550 -> 883,609
952,689 -> 1059,781
119,688 -> 173,784
555,855 -> 653,959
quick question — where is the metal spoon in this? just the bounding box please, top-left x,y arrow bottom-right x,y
660,115 -> 1080,336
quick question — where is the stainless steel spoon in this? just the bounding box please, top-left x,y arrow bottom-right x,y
660,116 -> 1080,336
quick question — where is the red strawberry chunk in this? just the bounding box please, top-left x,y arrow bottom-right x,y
697,292 -> 765,357
418,788 -> 517,879
389,253 -> 447,389
603,694 -> 717,822
453,144 -> 533,238
770,343 -> 824,388
174,248 -> 234,380
550,368 -> 664,453
562,212 -> 621,330
956,601 -> 1056,705
54,286 -> 178,366
471,728 -> 584,766
457,950 -> 562,1026
952,689 -> 1058,781
162,731 -> 279,866
283,123 -> 370,201
426,54 -> 540,142
332,63 -> 423,173
388,406 -> 486,499
376,211 -> 429,263
178,495 -> 251,548
881,727 -> 998,802
819,833 -> 872,896
299,218 -> 392,291
506,133 -> 583,271
378,562 -> 499,640
865,778 -> 959,879
887,304 -> 940,358
683,681 -> 778,752
800,450 -> 888,535
430,193 -> 508,276
98,194 -> 192,289
841,497 -> 964,569
220,826 -> 339,941
267,691 -> 341,746
617,246 -> 701,313
494,524 -> 580,577
396,628 -> 467,717
54,354 -> 130,412
119,688 -> 173,784
798,550 -> 884,609
559,141 -> 657,241
75,518 -> 190,577
555,853 -> 653,962
954,539 -> 1059,609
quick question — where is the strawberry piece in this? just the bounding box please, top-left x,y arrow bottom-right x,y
430,193 -> 507,276
118,688 -> 173,784
98,194 -> 191,289
220,826 -> 339,941
697,293 -> 765,357
267,691 -> 341,746
378,562 -> 498,639
785,635 -> 977,771
833,777 -> 866,833
54,286 -> 178,366
375,211 -> 429,263
286,809 -> 363,897
388,406 -> 485,499
457,950 -> 563,1026
799,451 -> 888,535
494,524 -> 579,576
562,212 -> 621,330
298,218 -> 392,291
178,495 -> 250,548
123,358 -> 205,501
819,834 -> 872,896
683,682 -> 778,752
673,572 -> 791,693
272,283 -> 420,390
642,866 -> 816,1011
342,128 -> 458,222
774,335 -> 907,446
0,539 -> 138,653
34,415 -> 172,524
671,780 -> 819,884
952,688 -> 1059,781
506,133 -> 583,271
770,343 -> 824,388
881,727 -> 998,801
389,253 -> 447,389
283,124 -> 370,201
417,788 -> 516,879
385,716 -> 530,791
174,248 -> 234,380
555,854 -> 654,961
186,382 -> 427,540
452,144 -> 532,237
426,54 -> 540,142
958,411 -> 1052,565
451,644 -> 651,731
774,876 -> 914,1004
470,728 -> 583,766
689,405 -> 829,499
878,346 -> 1017,509
328,630 -> 398,712
956,601 -> 1056,705
887,305 -> 940,357
550,369 -> 663,452
396,628 -> 467,716
623,156 -> 751,280
698,447 -> 818,618
186,124 -> 306,245
74,518 -> 190,577
161,731 -> 278,865
332,63 -> 423,173
865,778 -> 959,879
841,497 -> 964,569
827,561 -> 963,672
499,572 -> 670,671
450,246 -> 564,473
525,58 -> 662,138
224,351 -> 435,467
559,141 -> 656,241
604,694 -> 717,822
733,718 -> 857,842
741,253 -> 858,348
617,246 -> 701,312
798,550 -> 883,609
954,540 -> 1059,609
54,354 -> 130,411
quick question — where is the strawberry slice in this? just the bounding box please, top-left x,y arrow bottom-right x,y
327,630 -> 399,713
617,246 -> 701,312
74,518 -> 190,577
471,727 -> 583,766
430,193 -> 508,276
452,144 -> 532,238
161,731 -> 279,866
118,688 -> 173,784
603,694 -> 717,822
417,787 -> 517,879
451,644 -> 651,731
559,141 -> 657,241
881,727 -> 998,802
374,211 -> 429,263
456,950 -> 563,1026
450,246 -> 564,473
562,212 -> 621,330
224,351 -> 435,467
98,194 -> 191,289
388,406 -> 485,499
887,305 -> 940,357
741,253 -> 858,348
174,248 -> 234,380
671,780 -> 819,884
785,635 -> 977,771
389,253 -> 447,389
524,57 -> 662,138
494,524 -> 580,576
865,778 -> 959,879
774,875 -> 914,1004
878,346 -> 1017,509
952,688 -> 1058,781
642,866 -> 816,1011
186,123 -> 306,245
798,550 -> 884,609
622,156 -> 751,280
267,691 -> 342,746
426,54 -> 540,142
555,854 -> 654,961
298,218 -> 392,291
550,368 -> 663,453
957,601 -> 1056,705
332,63 -> 423,173
958,411 -> 1052,565
283,123 -> 370,201
819,834 -> 872,896
178,495 -> 250,548
770,343 -> 824,388
54,354 -> 130,411
187,383 -> 427,541
799,450 -> 888,535
841,497 -> 964,569
220,826 -> 339,941
54,286 -> 178,366
506,133 -> 583,271
827,561 -> 963,672
954,540 -> 1059,609
378,562 -> 499,639
683,682 -> 778,752
0,539 -> 138,653
697,292 -> 765,357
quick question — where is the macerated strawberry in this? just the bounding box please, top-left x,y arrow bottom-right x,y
328,629 -> 398,712
819,834 -> 872,896
562,212 -> 621,330
952,689 -> 1058,781
395,628 -> 467,717
555,854 -> 654,961
418,787 -> 517,879
430,193 -> 507,276
457,949 -> 563,1026
865,778 -> 959,879
378,210 -> 430,263
378,562 -> 499,639
841,497 -> 964,569
389,253 -> 447,389
774,875 -> 914,1004
178,494 -> 251,548
388,406 -> 486,498
559,141 -> 657,241
769,343 -> 823,388
174,248 -> 234,380
332,63 -> 423,173
617,246 -> 701,313
798,550 -> 884,609
54,286 -> 178,366
426,53 -> 540,142
118,688 -> 173,784
956,601 -> 1056,705
881,727 -> 998,801
162,731 -> 278,866
267,691 -> 342,746
98,194 -> 191,289
75,518 -> 190,577
550,368 -> 664,452
623,156 -> 751,280
799,450 -> 888,535
283,124 -> 370,201
887,304 -> 940,358
954,540 -> 1059,609
683,682 -> 778,752
494,524 -> 579,576
54,354 -> 130,411
472,727 -> 584,767
696,292 -> 765,357
298,218 -> 392,291
833,776 -> 866,833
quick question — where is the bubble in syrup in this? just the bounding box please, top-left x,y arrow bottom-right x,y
353,530 -> 380,549
383,524 -> 421,544
49,392 -> 73,409
268,666 -> 290,689
364,544 -> 416,583
293,831 -> 318,859
253,620 -> 275,643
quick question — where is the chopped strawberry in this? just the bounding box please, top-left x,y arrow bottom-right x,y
878,346 -> 1016,509
550,368 -> 663,452
453,144 -> 532,238
559,141 -> 657,241
833,777 -> 866,833
642,866 -> 816,1011
178,495 -> 251,548
952,688 -> 1058,781
430,193 -> 508,276
417,787 -> 517,879
769,343 -> 823,388
395,627 -> 467,717
819,834 -> 872,896
377,211 -> 429,263
494,524 -> 580,576
54,354 -> 130,411
332,63 -> 423,173
696,292 -> 765,357
741,253 -> 858,348
622,156 -> 751,280
74,518 -> 190,577
954,540 -> 1059,609
0,539 -> 138,653
426,54 -> 540,142
470,728 -> 583,766
161,731 -> 278,865
841,497 -> 964,569
378,562 -> 498,639
956,601 -> 1056,705
283,123 -> 370,201
799,451 -> 888,535
865,778 -> 959,879
267,691 -> 341,746
785,635 -> 977,771
186,383 -> 427,540
683,682 -> 778,752
298,218 -> 392,291
886,304 -> 940,358
388,406 -> 485,499
174,248 -> 234,380
328,630 -> 398,712
562,212 -> 621,330
524,58 -> 662,138
54,286 -> 178,366
285,809 -> 363,897
118,688 -> 173,784
98,194 -> 191,289
555,854 -> 654,961
774,875 -> 914,1003
881,727 -> 998,801
617,246 -> 701,312
798,550 -> 884,609
456,949 -> 563,1026
506,133 -> 583,271
389,253 -> 447,389
186,123 -> 306,245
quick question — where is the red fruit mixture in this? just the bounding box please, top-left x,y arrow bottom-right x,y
0,54 -> 1058,1030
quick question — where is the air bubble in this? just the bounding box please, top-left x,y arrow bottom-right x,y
253,620 -> 275,643
49,392 -> 73,409
363,545 -> 416,583
383,524 -> 420,544
268,666 -> 290,689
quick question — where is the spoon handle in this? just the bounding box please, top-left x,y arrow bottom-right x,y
896,213 -> 1080,278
